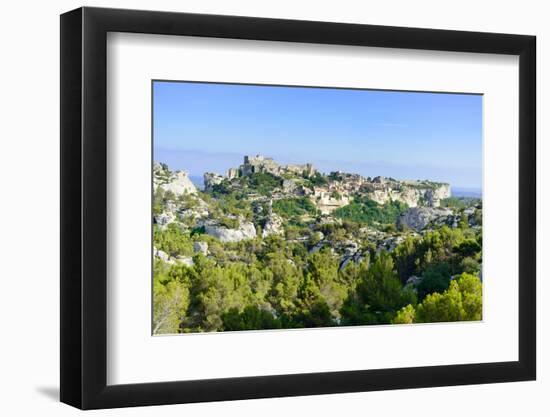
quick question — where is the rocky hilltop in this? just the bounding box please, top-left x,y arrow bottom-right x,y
204,155 -> 450,212
153,155 -> 477,257
152,156 -> 482,333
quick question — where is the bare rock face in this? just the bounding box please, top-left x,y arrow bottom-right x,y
203,172 -> 224,192
369,183 -> 451,208
177,197 -> 210,221
340,240 -> 359,257
154,212 -> 175,226
313,189 -> 350,215
240,154 -> 317,178
423,184 -> 452,207
153,246 -> 194,266
175,256 -> 194,266
153,246 -> 176,265
398,207 -> 453,231
154,162 -> 197,196
203,219 -> 257,243
282,179 -> 298,193
193,241 -> 209,256
378,235 -> 407,253
160,170 -> 197,196
262,213 -> 284,238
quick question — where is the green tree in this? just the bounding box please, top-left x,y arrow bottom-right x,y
153,264 -> 190,334
393,236 -> 419,283
272,197 -> 317,218
154,223 -> 194,257
265,251 -> 301,315
222,306 -> 281,331
341,251 -> 416,325
453,239 -> 482,258
333,197 -> 408,228
416,273 -> 482,323
306,250 -> 347,319
185,256 -> 255,332
416,262 -> 452,300
392,304 -> 416,324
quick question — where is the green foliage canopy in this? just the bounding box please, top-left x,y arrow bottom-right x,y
333,197 -> 408,228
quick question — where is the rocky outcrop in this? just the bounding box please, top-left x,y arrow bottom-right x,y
177,197 -> 210,221
369,182 -> 451,208
313,189 -> 350,215
193,241 -> 209,256
340,240 -> 359,257
203,172 -> 224,192
262,213 -> 284,238
423,184 -> 452,207
195,156 -> 451,210
202,219 -> 257,243
154,162 -> 197,196
282,179 -> 298,193
377,235 -> 407,253
154,212 -> 175,226
154,246 -> 194,266
239,154 -> 316,178
160,170 -> 197,196
339,250 -> 366,271
175,256 -> 194,266
154,247 -> 174,264
398,207 -> 453,231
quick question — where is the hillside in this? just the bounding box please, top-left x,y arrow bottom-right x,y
152,155 -> 482,334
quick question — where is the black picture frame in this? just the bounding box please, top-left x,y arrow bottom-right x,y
60,6 -> 536,410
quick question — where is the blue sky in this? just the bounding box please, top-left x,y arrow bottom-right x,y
153,81 -> 482,189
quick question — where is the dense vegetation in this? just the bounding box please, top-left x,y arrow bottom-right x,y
440,196 -> 481,209
272,197 -> 318,218
211,172 -> 283,197
153,221 -> 482,333
333,197 -> 408,228
393,273 -> 482,323
153,163 -> 482,334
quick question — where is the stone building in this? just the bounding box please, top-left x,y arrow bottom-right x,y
239,154 -> 317,178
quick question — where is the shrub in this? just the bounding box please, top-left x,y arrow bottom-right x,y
334,197 -> 408,227
273,197 -> 317,218
416,262 -> 452,300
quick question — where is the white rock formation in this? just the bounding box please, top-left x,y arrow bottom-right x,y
398,207 -> 453,231
175,256 -> 194,266
154,212 -> 175,226
193,241 -> 209,256
154,247 -> 175,265
262,213 -> 284,238
313,189 -> 350,215
158,170 -> 197,196
203,220 -> 257,243
369,183 -> 451,207
177,197 -> 210,221
203,172 -> 224,192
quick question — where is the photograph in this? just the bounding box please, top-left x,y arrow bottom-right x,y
53,4 -> 540,412
152,81 -> 483,335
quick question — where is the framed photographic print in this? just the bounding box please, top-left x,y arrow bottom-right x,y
60,7 -> 536,409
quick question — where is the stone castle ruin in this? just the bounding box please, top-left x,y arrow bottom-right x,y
227,155 -> 317,179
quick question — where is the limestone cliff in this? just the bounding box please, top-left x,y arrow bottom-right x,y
201,219 -> 257,243
200,155 -> 451,212
368,181 -> 451,207
154,162 -> 197,196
